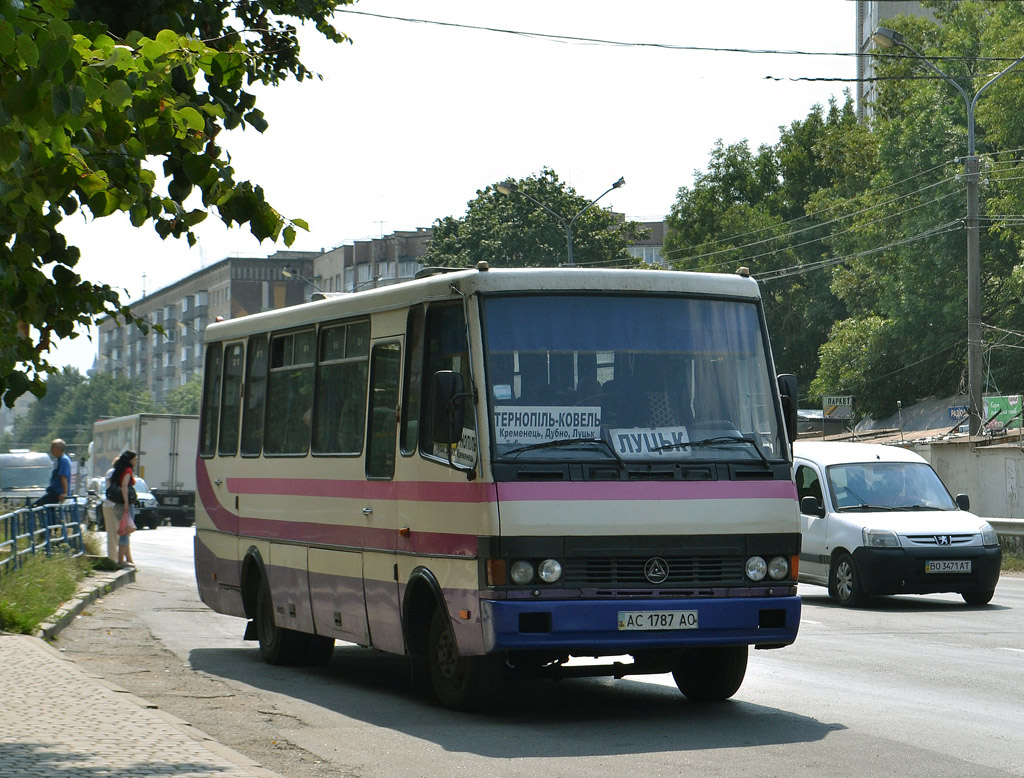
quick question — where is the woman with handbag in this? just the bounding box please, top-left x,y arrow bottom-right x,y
109,450 -> 138,568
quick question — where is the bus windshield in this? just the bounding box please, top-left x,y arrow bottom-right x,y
481,294 -> 784,464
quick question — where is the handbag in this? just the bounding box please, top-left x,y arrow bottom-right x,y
117,513 -> 136,535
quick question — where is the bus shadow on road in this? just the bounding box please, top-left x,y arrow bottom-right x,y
188,644 -> 843,758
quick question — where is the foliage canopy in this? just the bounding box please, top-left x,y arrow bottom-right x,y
0,0 -> 353,407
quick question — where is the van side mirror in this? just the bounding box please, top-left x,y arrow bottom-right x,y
955,493 -> 971,511
800,495 -> 823,517
777,373 -> 798,444
430,370 -> 466,445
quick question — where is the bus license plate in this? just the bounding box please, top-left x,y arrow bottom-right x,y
925,560 -> 972,573
163,497 -> 179,505
618,610 -> 698,631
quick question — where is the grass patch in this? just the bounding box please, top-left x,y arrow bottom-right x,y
1002,546 -> 1024,574
0,552 -> 88,634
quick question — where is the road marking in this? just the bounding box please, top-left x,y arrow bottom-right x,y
801,619 -> 822,625
998,647 -> 1024,654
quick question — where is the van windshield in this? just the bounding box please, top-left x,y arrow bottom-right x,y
826,462 -> 957,511
480,294 -> 783,464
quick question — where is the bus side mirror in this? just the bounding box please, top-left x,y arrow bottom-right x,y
777,373 -> 798,444
431,370 -> 466,445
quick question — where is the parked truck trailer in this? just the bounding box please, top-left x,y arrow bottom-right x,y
91,414 -> 199,526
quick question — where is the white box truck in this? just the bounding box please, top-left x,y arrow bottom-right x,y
91,414 -> 199,526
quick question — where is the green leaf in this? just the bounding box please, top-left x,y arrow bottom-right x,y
16,34 -> 38,68
129,203 -> 148,227
104,80 -> 132,109
176,106 -> 204,132
51,84 -> 70,117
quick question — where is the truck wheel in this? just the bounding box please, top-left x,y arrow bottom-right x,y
427,608 -> 496,711
962,589 -> 994,606
255,577 -> 306,666
672,645 -> 748,701
829,552 -> 866,608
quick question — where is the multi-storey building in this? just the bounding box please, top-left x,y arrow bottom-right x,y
94,251 -> 319,403
93,222 -> 666,402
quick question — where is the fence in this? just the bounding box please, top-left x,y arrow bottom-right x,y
0,503 -> 86,581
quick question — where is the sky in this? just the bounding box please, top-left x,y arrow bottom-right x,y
53,0 -> 857,373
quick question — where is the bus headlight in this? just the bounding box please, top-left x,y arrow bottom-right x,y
537,559 -> 562,583
745,556 -> 767,581
768,555 -> 790,580
510,560 -> 534,585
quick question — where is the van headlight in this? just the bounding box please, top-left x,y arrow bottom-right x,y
863,528 -> 900,548
981,523 -> 999,546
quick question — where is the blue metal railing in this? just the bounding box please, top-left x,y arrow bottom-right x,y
0,502 -> 86,581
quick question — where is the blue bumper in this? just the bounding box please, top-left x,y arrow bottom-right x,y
480,595 -> 801,654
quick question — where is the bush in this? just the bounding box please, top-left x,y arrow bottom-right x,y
0,553 -> 87,634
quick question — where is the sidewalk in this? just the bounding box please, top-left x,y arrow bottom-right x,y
0,568 -> 284,778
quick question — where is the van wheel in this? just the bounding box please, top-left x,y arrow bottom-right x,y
672,645 -> 748,701
829,552 -> 866,607
255,577 -> 306,666
427,608 -> 496,711
962,589 -> 994,606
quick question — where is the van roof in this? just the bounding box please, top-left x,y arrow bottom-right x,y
793,441 -> 928,467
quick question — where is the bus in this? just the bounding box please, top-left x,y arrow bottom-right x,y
194,265 -> 802,710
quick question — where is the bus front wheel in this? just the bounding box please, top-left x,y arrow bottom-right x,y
427,609 -> 496,711
255,577 -> 307,666
672,645 -> 748,701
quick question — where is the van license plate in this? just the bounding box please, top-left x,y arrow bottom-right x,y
925,560 -> 972,573
618,610 -> 698,631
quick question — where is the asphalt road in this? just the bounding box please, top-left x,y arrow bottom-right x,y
59,527 -> 1024,778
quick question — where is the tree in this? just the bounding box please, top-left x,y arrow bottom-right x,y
1,368 -> 156,450
663,99 -> 858,385
1,0 -> 353,407
421,169 -> 648,268
162,373 -> 201,415
810,2 -> 1024,418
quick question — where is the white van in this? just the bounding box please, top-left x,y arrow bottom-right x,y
793,441 -> 1001,607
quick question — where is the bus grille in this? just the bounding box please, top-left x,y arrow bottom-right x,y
562,556 -> 745,587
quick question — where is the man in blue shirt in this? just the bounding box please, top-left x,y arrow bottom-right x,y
32,439 -> 72,507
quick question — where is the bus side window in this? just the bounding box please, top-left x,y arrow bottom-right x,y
199,343 -> 223,458
400,306 -> 425,456
418,303 -> 475,462
217,343 -> 244,456
240,335 -> 268,456
312,320 -> 369,456
265,329 -> 315,455
366,342 -> 401,479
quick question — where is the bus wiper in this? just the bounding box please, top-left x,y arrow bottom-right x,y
505,437 -> 625,466
652,435 -> 772,469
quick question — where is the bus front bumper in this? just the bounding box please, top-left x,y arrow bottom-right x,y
479,594 -> 801,654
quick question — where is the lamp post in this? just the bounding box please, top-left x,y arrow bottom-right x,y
281,267 -> 324,294
496,176 -> 625,266
872,27 -> 1024,436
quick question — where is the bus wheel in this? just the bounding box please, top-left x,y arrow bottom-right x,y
255,577 -> 306,666
427,609 -> 495,711
672,645 -> 748,701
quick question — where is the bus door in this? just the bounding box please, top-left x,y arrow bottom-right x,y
362,339 -> 405,653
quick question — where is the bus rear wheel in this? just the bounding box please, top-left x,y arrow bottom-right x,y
427,609 -> 496,711
255,577 -> 307,666
672,645 -> 748,701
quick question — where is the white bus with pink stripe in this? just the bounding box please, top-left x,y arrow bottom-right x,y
194,264 -> 802,710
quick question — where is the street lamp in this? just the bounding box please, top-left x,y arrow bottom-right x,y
281,267 -> 324,293
872,27 -> 1024,436
496,176 -> 625,267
